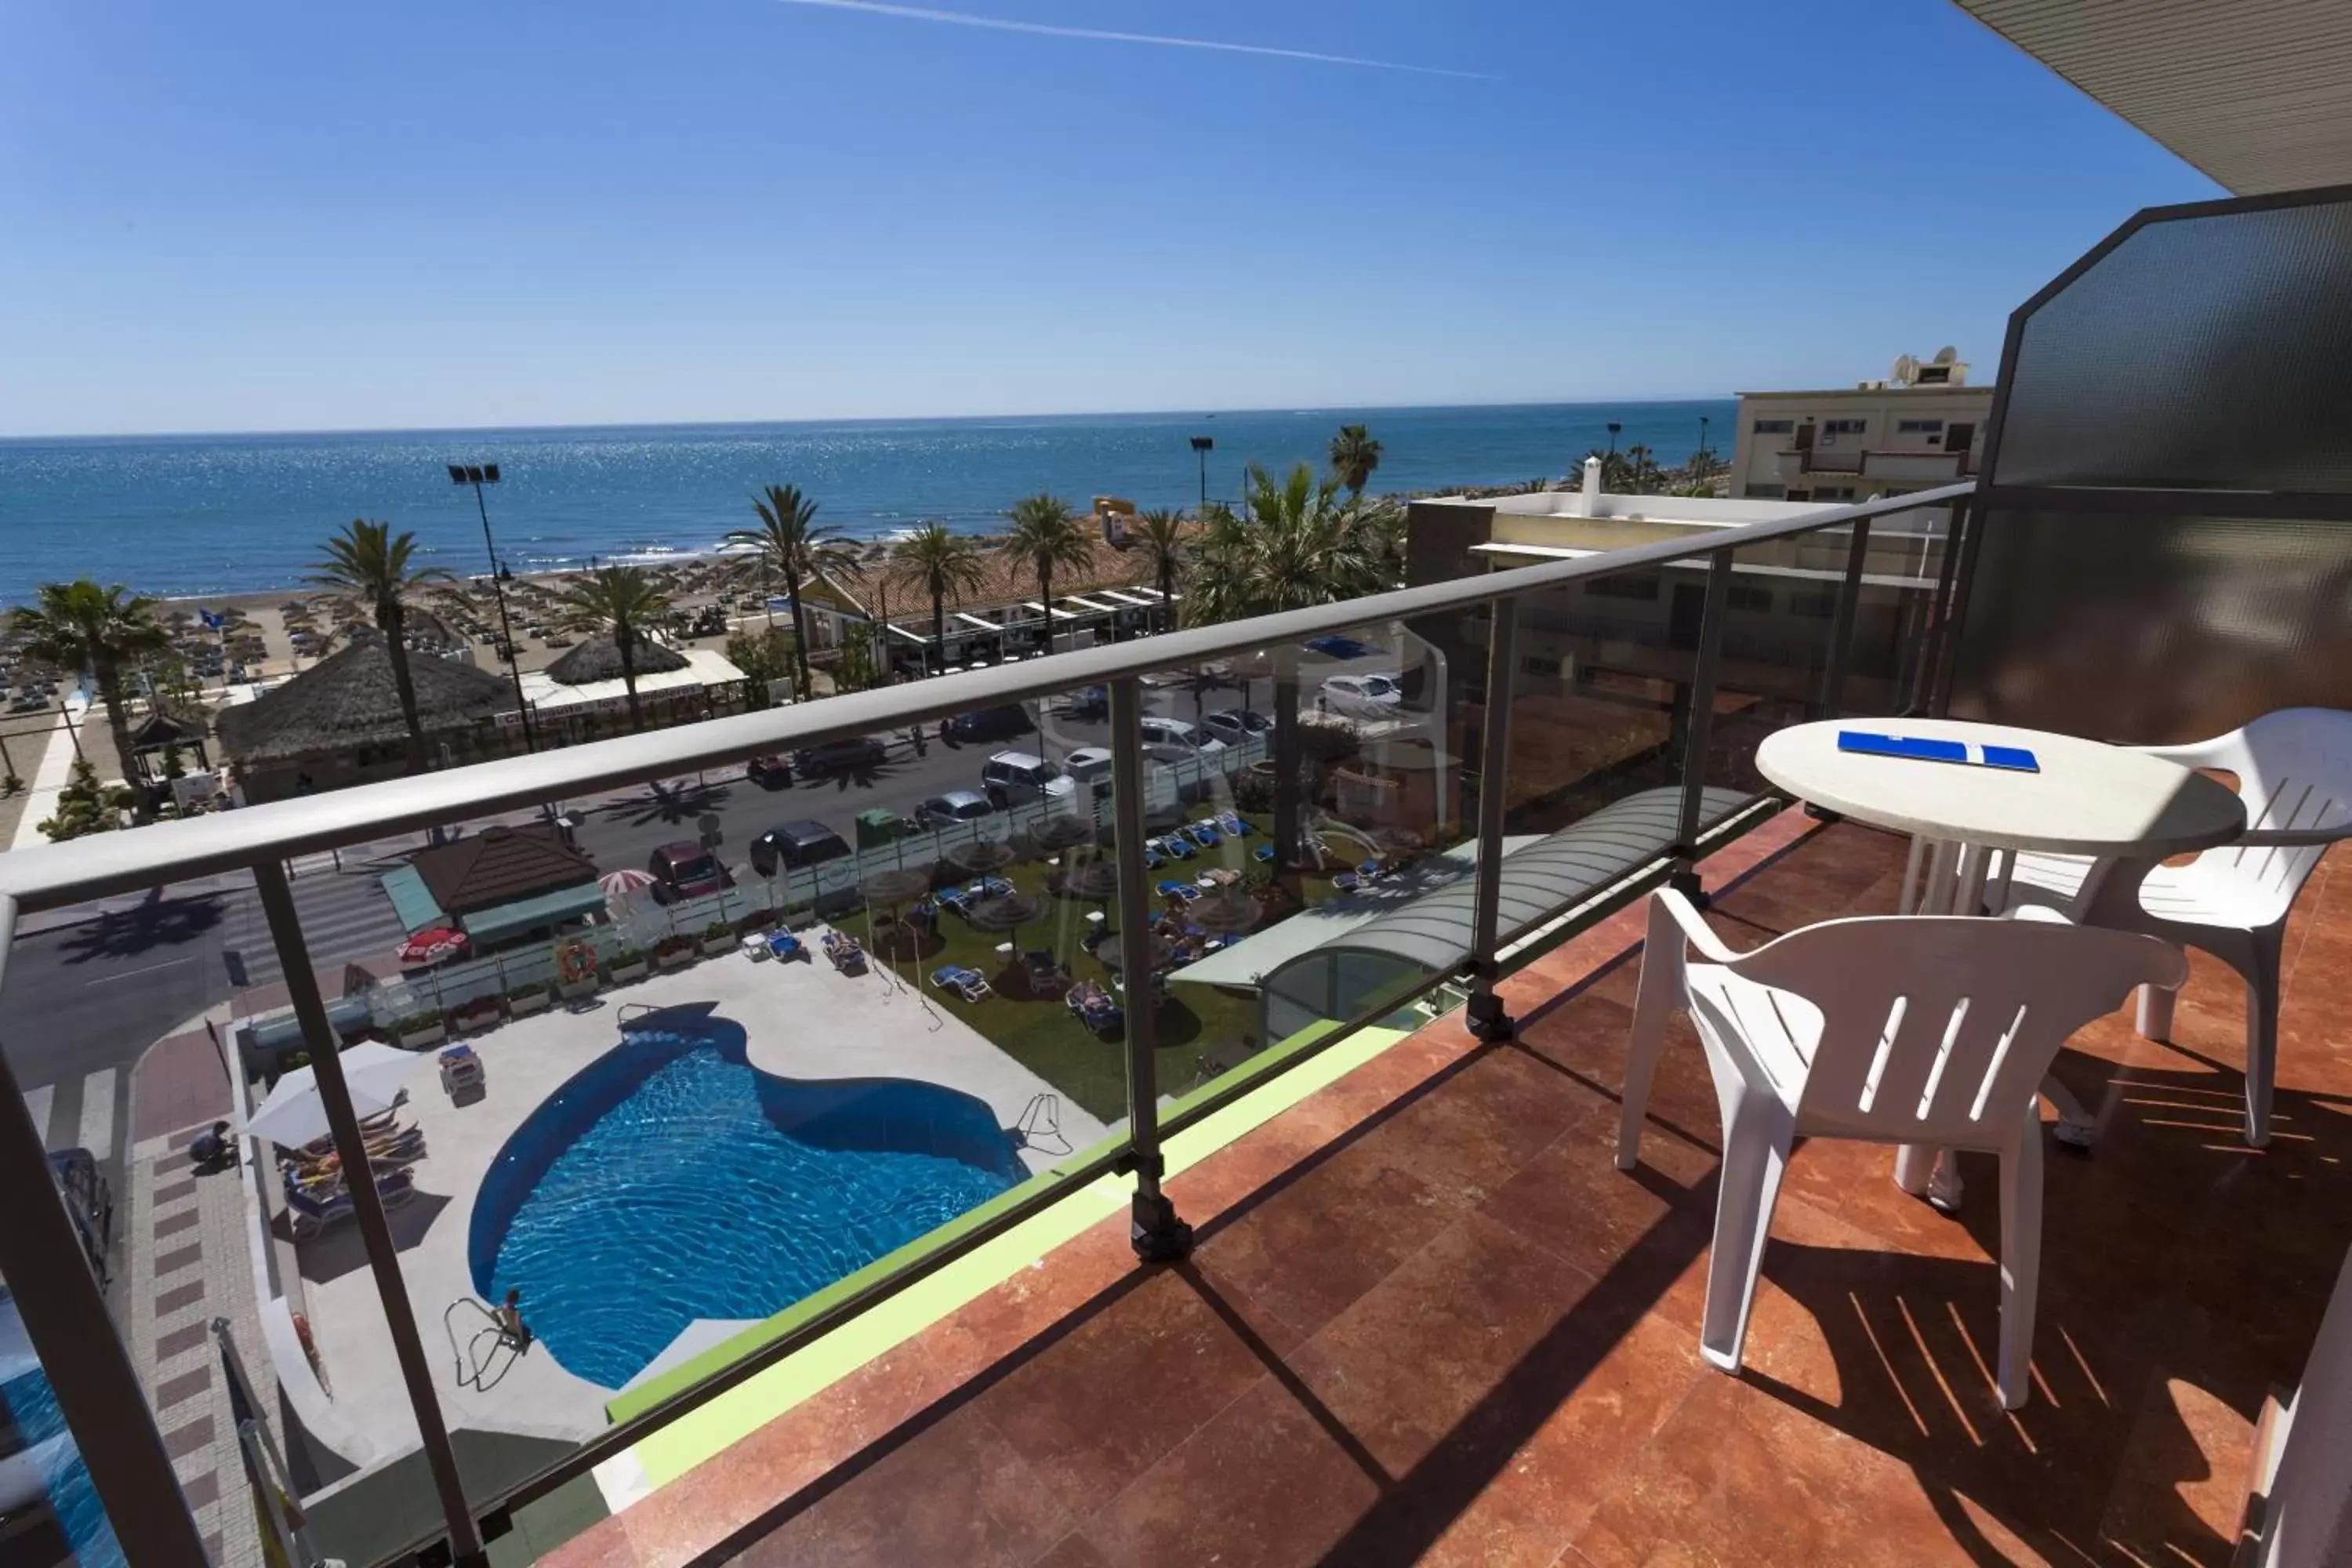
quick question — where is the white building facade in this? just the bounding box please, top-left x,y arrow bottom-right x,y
1730,350 -> 1994,503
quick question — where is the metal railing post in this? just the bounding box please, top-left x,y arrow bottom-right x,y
252,862 -> 488,1566
1668,548 -> 1735,902
0,895 -> 211,1568
1464,598 -> 1519,1043
1108,677 -> 1192,1263
1814,517 -> 1872,721
1911,495 -> 1973,715
1929,495 -> 1986,717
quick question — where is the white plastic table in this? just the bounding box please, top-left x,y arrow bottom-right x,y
1755,717 -> 2245,1204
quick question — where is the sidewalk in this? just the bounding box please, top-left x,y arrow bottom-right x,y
4,706 -> 82,853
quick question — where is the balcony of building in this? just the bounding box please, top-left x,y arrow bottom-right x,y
537,808 -> 2352,1567
1775,447 -> 1977,483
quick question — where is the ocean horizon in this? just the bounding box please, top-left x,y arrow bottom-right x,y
0,400 -> 1734,604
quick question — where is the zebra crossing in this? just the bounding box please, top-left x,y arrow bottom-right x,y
19,1067 -> 132,1163
218,866 -> 408,989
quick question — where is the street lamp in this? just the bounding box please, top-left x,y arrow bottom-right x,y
1189,435 -> 1214,513
1699,415 -> 1710,456
1606,422 -> 1622,455
447,463 -> 538,753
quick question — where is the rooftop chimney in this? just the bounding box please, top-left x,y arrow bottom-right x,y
1578,456 -> 1602,517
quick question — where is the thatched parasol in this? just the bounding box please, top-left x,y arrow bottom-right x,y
966,891 -> 1046,957
1058,856 -> 1121,902
861,868 -> 934,908
1029,814 -> 1096,853
1091,930 -> 1180,973
944,838 -> 1018,877
545,633 -> 691,686
1187,894 -> 1264,936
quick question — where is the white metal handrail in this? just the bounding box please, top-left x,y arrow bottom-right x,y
0,485 -> 1969,916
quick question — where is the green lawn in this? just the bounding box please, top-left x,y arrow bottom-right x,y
863,808 -> 1396,1122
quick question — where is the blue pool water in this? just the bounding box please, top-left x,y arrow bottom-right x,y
0,1356 -> 125,1568
470,1011 -> 1025,1390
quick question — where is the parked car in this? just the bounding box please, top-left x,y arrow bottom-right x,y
1303,633 -> 1376,660
791,735 -> 889,777
981,750 -> 1076,808
914,790 -> 995,830
746,753 -> 793,789
749,819 -> 854,877
48,1149 -> 112,1285
941,704 -> 1033,743
1319,673 -> 1404,714
1200,707 -> 1271,746
1139,716 -> 1229,756
648,840 -> 729,902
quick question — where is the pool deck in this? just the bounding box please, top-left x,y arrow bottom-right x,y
292,930 -> 1110,1477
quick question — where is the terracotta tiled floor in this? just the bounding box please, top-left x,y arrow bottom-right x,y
549,817 -> 2352,1568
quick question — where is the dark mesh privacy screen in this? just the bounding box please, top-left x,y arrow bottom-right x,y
1992,197 -> 2352,493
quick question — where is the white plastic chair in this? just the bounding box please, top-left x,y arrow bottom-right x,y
1998,708 -> 2352,1147
1617,889 -> 2183,1409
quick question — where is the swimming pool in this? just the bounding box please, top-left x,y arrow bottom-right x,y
0,1334 -> 125,1568
470,1010 -> 1026,1389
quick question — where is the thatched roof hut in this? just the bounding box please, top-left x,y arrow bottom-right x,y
218,630 -> 514,765
544,634 -> 689,686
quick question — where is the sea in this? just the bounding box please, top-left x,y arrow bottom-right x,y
0,401 -> 1733,604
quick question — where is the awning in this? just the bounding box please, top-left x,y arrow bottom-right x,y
379,865 -> 448,935
954,613 -> 1000,631
456,881 -> 608,946
1062,596 -> 1119,614
1100,590 -> 1157,607
1023,601 -> 1079,621
886,624 -> 931,645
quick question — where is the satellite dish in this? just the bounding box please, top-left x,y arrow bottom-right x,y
1932,345 -> 1958,365
1891,354 -> 1922,385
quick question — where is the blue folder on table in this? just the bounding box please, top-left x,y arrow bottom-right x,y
1838,730 -> 2039,773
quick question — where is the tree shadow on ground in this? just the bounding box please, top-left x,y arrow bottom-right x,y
56,888 -> 224,965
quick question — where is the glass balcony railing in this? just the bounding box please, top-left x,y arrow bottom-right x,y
0,481 -> 1971,1566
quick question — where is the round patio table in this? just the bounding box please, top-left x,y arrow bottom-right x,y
1755,717 -> 2245,1204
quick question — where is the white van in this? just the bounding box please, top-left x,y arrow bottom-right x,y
1138,716 -> 1228,756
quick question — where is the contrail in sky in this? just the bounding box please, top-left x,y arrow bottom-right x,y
773,0 -> 1497,80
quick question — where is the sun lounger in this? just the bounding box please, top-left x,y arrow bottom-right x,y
281,1124 -> 424,1173
1156,880 -> 1202,904
976,875 -> 1014,898
930,965 -> 992,1002
1330,871 -> 1360,892
766,930 -> 806,962
822,930 -> 868,973
935,886 -> 975,917
285,1167 -> 416,1240
1253,844 -> 1276,863
1358,860 -> 1383,880
1185,822 -> 1221,848
1218,813 -> 1250,836
1065,980 -> 1123,1033
1022,949 -> 1069,996
1142,844 -> 1167,869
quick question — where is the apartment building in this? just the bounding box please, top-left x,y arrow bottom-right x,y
1730,348 -> 1995,501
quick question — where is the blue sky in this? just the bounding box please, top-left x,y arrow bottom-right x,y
0,0 -> 2219,435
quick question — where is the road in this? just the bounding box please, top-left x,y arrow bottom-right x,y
0,655 -> 1383,1185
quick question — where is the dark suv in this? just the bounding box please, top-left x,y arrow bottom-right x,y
940,704 -> 1033,744
749,819 -> 853,877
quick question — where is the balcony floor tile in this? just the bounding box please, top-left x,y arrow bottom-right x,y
547,815 -> 2352,1568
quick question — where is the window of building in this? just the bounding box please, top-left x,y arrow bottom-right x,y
1790,591 -> 1838,619
1521,654 -> 1562,679
1585,574 -> 1660,602
1745,483 -> 1786,499
1785,489 -> 1811,502
1896,419 -> 1944,434
1726,585 -> 1773,613
1823,419 -> 1867,436
1751,419 -> 1795,434
1814,485 -> 1858,501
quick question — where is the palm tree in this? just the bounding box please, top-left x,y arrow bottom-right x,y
1004,493 -> 1094,654
555,565 -> 672,730
1183,465 -> 1404,881
308,521 -> 455,775
1328,424 -> 1384,497
10,579 -> 170,821
1134,508 -> 1188,633
886,524 -> 990,677
1184,463 -> 1401,626
724,484 -> 864,700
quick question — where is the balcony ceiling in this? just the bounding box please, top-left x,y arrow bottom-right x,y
1955,0 -> 2352,194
